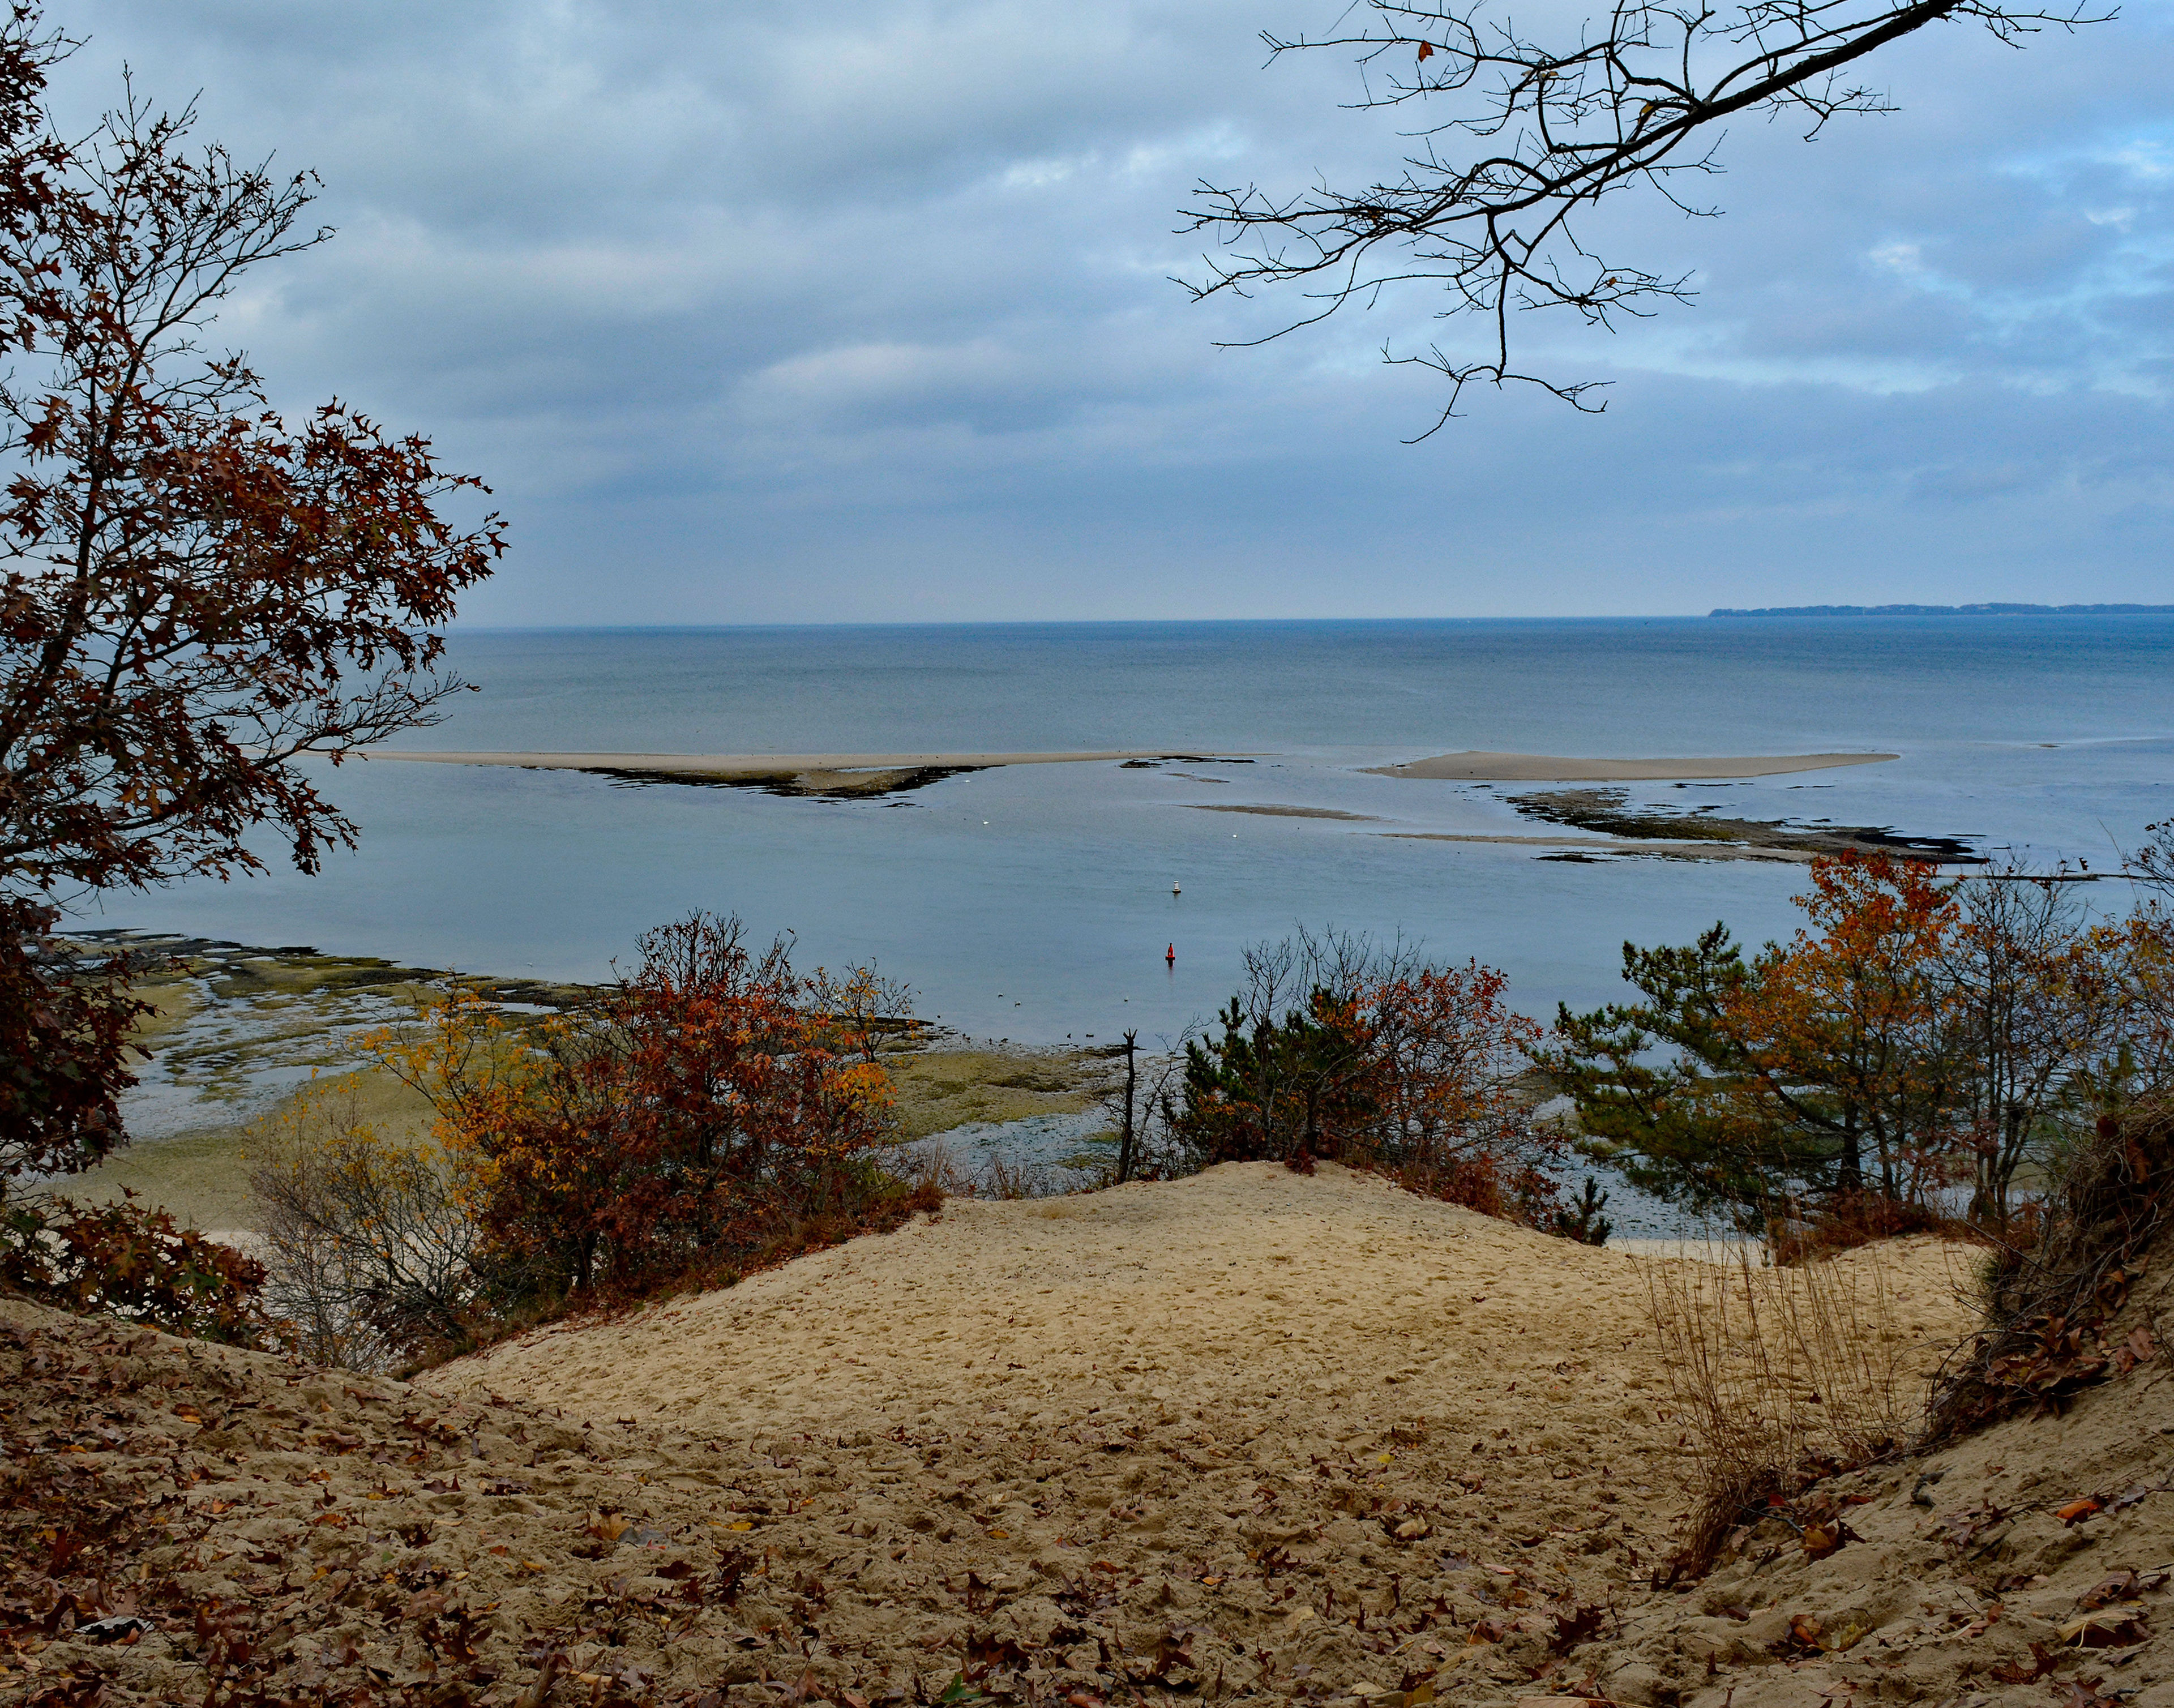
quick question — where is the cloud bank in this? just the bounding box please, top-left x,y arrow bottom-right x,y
48,0 -> 2174,619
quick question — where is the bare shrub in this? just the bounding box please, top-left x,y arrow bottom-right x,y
1644,1246 -> 1931,1580
1767,1189 -> 1968,1265
1927,1099 -> 2174,1439
979,1152 -> 1063,1200
898,1137 -> 1084,1201
249,1077 -> 478,1370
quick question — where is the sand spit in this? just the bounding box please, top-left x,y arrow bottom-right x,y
369,749 -> 1253,799
1368,752 -> 1899,783
1184,804 -> 1385,822
1382,833 -> 1814,863
2,1166 -> 1991,1706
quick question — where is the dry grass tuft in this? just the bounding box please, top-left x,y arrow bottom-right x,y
1644,1245 -> 1935,1581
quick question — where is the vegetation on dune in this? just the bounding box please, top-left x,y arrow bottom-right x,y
242,913 -> 933,1367
1130,929 -> 1612,1240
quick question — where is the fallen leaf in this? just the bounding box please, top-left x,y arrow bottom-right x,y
2079,1571 -> 2141,1609
1988,1641 -> 2058,1684
2060,1611 -> 2150,1649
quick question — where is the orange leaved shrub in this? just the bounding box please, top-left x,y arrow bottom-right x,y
374,913 -> 919,1322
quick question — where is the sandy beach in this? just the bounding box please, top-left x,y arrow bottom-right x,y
1367,751 -> 1900,782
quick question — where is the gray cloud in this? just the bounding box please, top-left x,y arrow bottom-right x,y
45,0 -> 2174,620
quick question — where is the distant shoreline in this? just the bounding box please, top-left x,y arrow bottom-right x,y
1711,602 -> 2174,618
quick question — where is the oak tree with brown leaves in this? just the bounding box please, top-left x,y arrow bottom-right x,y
0,81 -> 504,894
0,5 -> 500,1244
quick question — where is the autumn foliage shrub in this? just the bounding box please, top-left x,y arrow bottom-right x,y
1548,852 -> 2138,1244
0,899 -> 155,1191
0,905 -> 268,1342
371,913 -> 915,1330
1767,1188 -> 1957,1266
1165,930 -> 1585,1234
0,1191 -> 266,1343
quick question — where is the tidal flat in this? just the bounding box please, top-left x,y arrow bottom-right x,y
63,935 -> 1122,1236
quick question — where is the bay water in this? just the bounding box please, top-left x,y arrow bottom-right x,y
89,614 -> 2174,1048
89,615 -> 2174,1236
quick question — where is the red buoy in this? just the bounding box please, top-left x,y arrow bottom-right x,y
1166,943 -> 1176,965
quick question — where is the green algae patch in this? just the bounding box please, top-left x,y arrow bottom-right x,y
883,1047 -> 1116,1141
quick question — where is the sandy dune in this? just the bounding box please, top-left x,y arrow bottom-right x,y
1367,752 -> 1899,782
2,1165 -> 2021,1706
430,1163 -> 1966,1478
416,1165 -> 1972,1699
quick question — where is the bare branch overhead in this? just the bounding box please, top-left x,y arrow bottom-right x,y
1179,0 -> 2109,432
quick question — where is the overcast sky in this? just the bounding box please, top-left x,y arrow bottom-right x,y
45,0 -> 2174,622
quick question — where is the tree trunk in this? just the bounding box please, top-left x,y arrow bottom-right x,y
1116,1031 -> 1138,1184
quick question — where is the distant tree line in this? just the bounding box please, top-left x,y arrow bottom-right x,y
1710,605 -> 2174,617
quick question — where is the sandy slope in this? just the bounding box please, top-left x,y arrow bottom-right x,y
1,1165 -> 1985,1706
429,1165 -> 1963,1463
417,1165 -> 1970,1699
1576,1260 -> 2174,1708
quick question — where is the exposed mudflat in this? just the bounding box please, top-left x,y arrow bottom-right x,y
1367,753 -> 1898,784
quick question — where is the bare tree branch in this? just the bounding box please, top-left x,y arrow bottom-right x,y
1179,0 -> 2109,428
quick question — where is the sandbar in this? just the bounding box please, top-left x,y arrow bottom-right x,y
1367,750 -> 1898,782
1183,803 -> 1383,821
1383,831 -> 1815,862
371,748 -> 1220,776
368,748 -> 1244,799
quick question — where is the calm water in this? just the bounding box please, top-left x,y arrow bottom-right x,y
89,617 -> 2174,1049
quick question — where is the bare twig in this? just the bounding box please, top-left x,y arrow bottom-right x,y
1180,0 -> 2109,426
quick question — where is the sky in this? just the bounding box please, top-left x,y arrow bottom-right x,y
41,0 -> 2174,622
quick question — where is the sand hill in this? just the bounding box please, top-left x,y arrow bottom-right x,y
7,1163 -> 2167,1707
